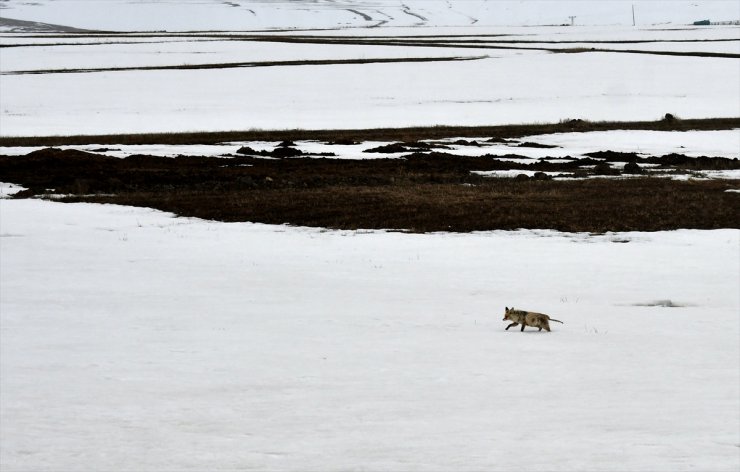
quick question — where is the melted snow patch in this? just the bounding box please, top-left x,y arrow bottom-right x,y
472,170 -> 559,178
0,182 -> 27,198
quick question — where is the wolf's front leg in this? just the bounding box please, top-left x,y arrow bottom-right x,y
505,322 -> 518,330
521,323 -> 526,332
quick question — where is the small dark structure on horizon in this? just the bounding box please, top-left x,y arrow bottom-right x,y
693,19 -> 740,25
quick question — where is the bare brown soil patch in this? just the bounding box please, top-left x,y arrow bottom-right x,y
2,148 -> 737,233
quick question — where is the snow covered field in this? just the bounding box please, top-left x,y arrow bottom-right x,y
2,0 -> 739,31
0,40 -> 494,73
1,2 -> 738,137
1,199 -> 738,471
2,47 -> 738,136
1,1 -> 739,470
2,8 -> 738,137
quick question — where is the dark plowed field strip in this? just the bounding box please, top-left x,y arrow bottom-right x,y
1,55 -> 484,75
2,148 -> 738,233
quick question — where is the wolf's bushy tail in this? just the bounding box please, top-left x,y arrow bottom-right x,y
549,318 -> 564,324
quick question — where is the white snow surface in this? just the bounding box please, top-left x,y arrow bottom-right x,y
1,0 -> 738,31
0,182 -> 26,197
518,129 -> 740,158
1,22 -> 738,136
1,199 -> 738,471
0,40 -> 493,73
2,49 -> 738,136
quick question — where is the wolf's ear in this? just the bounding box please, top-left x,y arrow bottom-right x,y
505,306 -> 509,311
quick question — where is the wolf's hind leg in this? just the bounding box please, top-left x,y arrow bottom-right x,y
506,322 -> 518,330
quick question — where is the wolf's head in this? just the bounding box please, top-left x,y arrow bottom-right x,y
503,306 -> 514,321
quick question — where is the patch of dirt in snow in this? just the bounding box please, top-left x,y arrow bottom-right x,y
1,148 -> 739,233
631,299 -> 696,308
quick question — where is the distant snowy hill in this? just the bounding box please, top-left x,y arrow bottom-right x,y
1,0 -> 738,32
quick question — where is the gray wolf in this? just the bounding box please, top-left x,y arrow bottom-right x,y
503,306 -> 563,332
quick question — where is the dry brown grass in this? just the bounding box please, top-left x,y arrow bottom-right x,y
71,179 -> 737,233
2,148 -> 738,233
